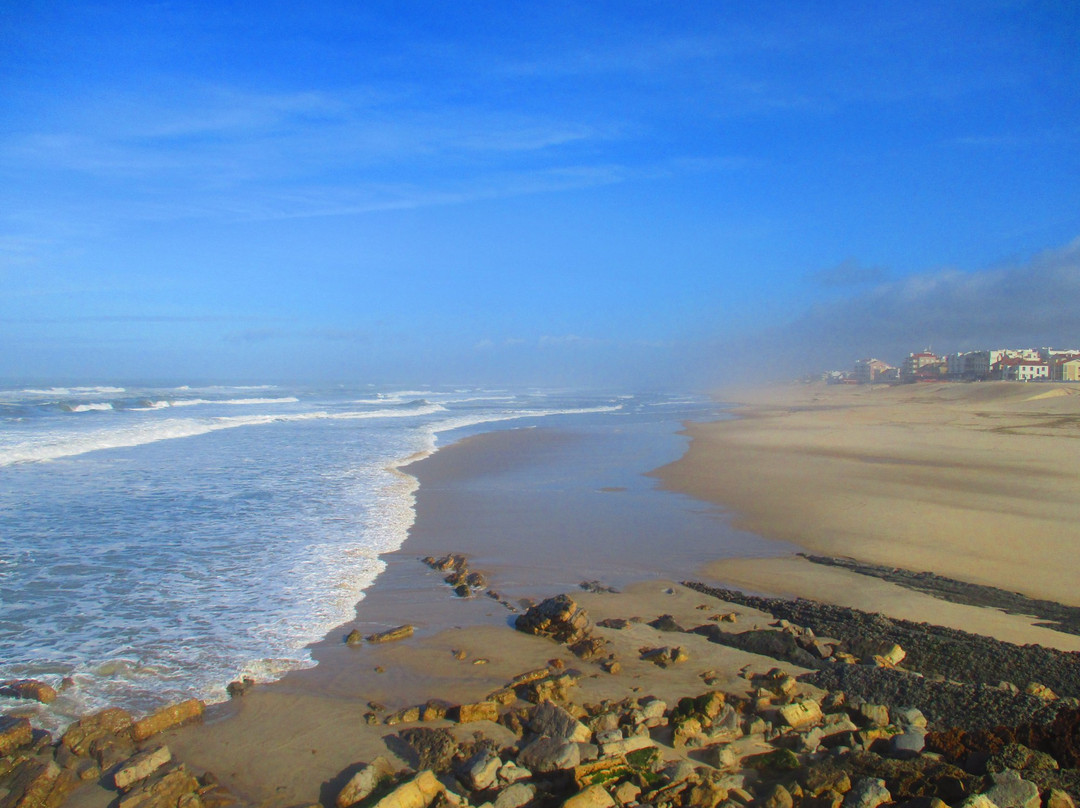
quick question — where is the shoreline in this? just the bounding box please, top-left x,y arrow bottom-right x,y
8,382 -> 1080,808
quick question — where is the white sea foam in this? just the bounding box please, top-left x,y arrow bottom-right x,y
18,386 -> 126,396
67,402 -> 115,413
136,397 -> 300,409
0,402 -> 448,466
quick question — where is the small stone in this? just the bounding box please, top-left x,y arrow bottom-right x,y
877,644 -> 906,667
494,783 -> 536,808
613,781 -> 641,805
891,729 -> 926,759
857,704 -> 889,729
843,777 -> 890,808
562,784 -> 617,808
777,700 -> 824,730
452,649 -> 467,660
765,784 -> 794,808
497,761 -> 532,784
894,706 -> 927,728
519,736 -> 581,772
226,677 -> 255,698
455,701 -> 498,723
461,751 -> 500,791
702,744 -> 738,769
345,629 -> 364,646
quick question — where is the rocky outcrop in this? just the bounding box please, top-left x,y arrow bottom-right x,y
0,679 -> 58,704
132,699 -> 204,741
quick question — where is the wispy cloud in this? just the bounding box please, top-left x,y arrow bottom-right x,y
809,258 -> 891,288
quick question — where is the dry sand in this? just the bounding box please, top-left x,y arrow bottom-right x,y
656,381 -> 1080,608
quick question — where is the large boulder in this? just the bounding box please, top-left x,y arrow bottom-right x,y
1,759 -> 77,808
0,679 -> 58,704
370,771 -> 445,808
0,715 -> 33,756
133,699 -> 204,741
529,701 -> 591,742
337,758 -> 395,808
518,736 -> 581,773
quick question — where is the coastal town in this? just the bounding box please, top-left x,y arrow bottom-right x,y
821,348 -> 1080,385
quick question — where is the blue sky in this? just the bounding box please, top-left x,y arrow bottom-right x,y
2,2 -> 1078,387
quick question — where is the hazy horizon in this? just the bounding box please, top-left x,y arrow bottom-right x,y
3,3 -> 1078,389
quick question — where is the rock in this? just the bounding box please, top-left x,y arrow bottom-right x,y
226,677 -> 255,698
744,748 -> 800,771
515,595 -> 592,644
984,770 -> 1040,808
519,736 -> 581,772
877,644 -> 906,667
0,679 -> 58,704
497,761 -> 532,784
0,715 -> 33,756
454,701 -> 498,723
597,618 -> 630,630
961,795 -> 1002,808
1046,789 -> 1076,808
1,759 -> 77,808
530,701 -> 592,742
420,700 -> 451,722
765,784 -> 794,808
843,778 -> 890,808
494,783 -> 536,808
367,625 -> 415,644
562,784 -> 617,808
460,752 -> 500,792
777,700 -> 824,730
639,646 -> 688,668
118,764 -> 201,808
569,636 -> 609,661
509,668 -> 552,686
612,781 -> 641,805
398,728 -> 458,772
424,554 -> 467,572
369,770 -> 445,808
133,699 -> 204,741
687,780 -> 729,808
648,614 -> 685,632
857,704 -> 889,728
662,759 -> 697,785
385,706 -> 422,726
114,746 -> 173,791
895,706 -> 927,728
60,707 -> 134,756
336,757 -> 395,808
702,744 -> 738,769
346,629 -> 365,646
891,729 -> 926,759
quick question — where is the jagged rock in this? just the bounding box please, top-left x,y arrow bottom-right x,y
114,746 -> 173,791
60,707 -> 134,756
648,615 -> 685,632
518,735 -> 581,772
662,759 -> 697,785
366,625 -> 415,644
424,554 -> 467,573
562,784 -> 617,808
519,672 -> 579,704
133,699 -> 204,741
336,757 -> 394,808
777,700 -> 823,730
515,595 -> 592,645
494,783 -> 536,808
0,716 -> 33,756
569,636 -> 609,661
385,706 -> 422,726
398,728 -> 458,772
369,770 -> 445,808
876,644 -> 906,667
420,700 -> 452,722
1,759 -> 77,808
0,679 -> 58,704
843,777 -> 890,808
640,698 -> 667,724
345,629 -> 365,646
459,751 -> 500,791
686,779 -> 729,808
707,704 -> 742,742
987,743 -> 1059,773
984,770 -> 1040,808
454,701 -> 498,723
509,668 -> 552,686
530,701 -> 592,742
702,743 -> 738,769
799,763 -> 851,797
118,764 -> 201,808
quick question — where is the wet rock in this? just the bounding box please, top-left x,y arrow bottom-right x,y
1,759 -> 77,808
529,701 -> 592,742
336,757 -> 395,808
133,699 -> 204,741
843,777 -> 891,808
984,770 -> 1040,808
424,554 -> 467,573
0,679 -> 58,704
519,735 -> 581,772
114,746 -> 173,791
366,625 -> 415,644
0,716 -> 33,756
225,677 -> 255,698
60,707 -> 134,756
398,728 -> 459,773
515,595 -> 592,645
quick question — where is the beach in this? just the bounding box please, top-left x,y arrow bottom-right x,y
11,381 -> 1080,808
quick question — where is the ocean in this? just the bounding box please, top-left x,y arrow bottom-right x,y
0,384 -> 723,732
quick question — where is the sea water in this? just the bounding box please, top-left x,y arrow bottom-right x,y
0,384 -> 721,732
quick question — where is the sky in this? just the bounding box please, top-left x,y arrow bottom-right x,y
2,1 -> 1078,388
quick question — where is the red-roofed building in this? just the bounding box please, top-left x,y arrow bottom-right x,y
993,357 -> 1049,382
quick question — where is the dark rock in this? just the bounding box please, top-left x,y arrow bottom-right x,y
226,677 -> 256,698
397,727 -> 459,772
0,678 -> 58,704
515,594 -> 592,645
648,615 -> 686,632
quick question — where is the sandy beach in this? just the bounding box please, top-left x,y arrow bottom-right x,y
20,381 -> 1080,808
